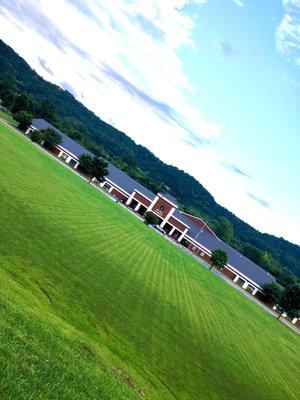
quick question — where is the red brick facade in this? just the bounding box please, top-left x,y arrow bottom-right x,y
151,196 -> 174,218
133,191 -> 151,207
168,216 -> 188,232
111,188 -> 128,202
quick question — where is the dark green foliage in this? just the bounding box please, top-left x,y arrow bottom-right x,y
215,217 -> 234,243
0,39 -> 299,285
79,153 -> 108,182
41,128 -> 62,147
14,110 -> 32,130
278,284 -> 300,318
30,129 -> 45,144
210,249 -> 228,270
263,282 -> 283,304
144,211 -> 159,226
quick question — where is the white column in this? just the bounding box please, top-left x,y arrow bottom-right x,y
65,156 -> 72,164
252,288 -> 258,296
108,186 -> 114,193
272,305 -> 277,310
160,207 -> 176,228
25,127 -> 33,135
134,202 -> 141,212
73,162 -> 79,169
58,150 -> 64,158
282,312 -> 287,318
126,191 -> 135,206
147,195 -> 159,211
242,281 -> 249,290
169,227 -> 176,236
178,228 -> 188,242
292,318 -> 298,324
99,181 -> 106,188
233,275 -> 240,283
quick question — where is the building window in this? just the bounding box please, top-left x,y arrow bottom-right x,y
200,252 -> 205,257
61,153 -> 68,161
103,183 -> 111,191
160,205 -> 165,211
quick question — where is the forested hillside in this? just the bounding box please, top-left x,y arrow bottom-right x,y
0,39 -> 299,285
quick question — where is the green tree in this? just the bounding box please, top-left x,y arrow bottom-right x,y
79,153 -> 94,172
277,284 -> 300,319
12,93 -> 31,114
92,157 -> 108,182
210,249 -> 228,270
263,282 -> 283,304
215,217 -> 234,243
30,130 -> 45,144
79,154 -> 108,182
14,110 -> 32,131
144,211 -> 159,226
41,128 -> 62,147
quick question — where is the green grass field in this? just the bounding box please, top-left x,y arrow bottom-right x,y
0,121 -> 299,400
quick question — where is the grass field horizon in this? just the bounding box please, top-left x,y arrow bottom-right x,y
0,121 -> 299,399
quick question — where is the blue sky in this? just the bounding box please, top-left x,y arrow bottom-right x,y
0,0 -> 299,244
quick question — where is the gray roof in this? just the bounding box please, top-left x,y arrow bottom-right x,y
161,193 -> 178,205
107,163 -> 156,200
32,119 -> 92,159
174,211 -> 275,287
31,119 -> 156,200
31,118 -> 276,288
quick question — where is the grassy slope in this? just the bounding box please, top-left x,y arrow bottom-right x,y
0,122 -> 299,400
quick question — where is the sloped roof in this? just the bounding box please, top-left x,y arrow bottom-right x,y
32,119 -> 92,159
31,119 -> 156,200
174,211 -> 275,287
107,163 -> 156,200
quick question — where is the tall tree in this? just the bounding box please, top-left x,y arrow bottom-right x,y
144,211 -> 159,226
215,217 -> 234,243
14,110 -> 32,131
277,284 -> 300,319
41,128 -> 62,147
263,282 -> 283,304
79,153 -> 108,182
210,249 -> 228,270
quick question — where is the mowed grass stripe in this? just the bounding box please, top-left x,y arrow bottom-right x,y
0,123 -> 299,400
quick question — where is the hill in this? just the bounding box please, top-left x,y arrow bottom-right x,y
1,121 -> 299,399
0,39 -> 299,287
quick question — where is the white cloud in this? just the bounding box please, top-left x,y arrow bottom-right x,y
0,0 -> 299,244
276,0 -> 300,65
233,0 -> 244,7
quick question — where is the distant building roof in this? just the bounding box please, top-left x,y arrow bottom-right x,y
176,212 -> 275,287
160,193 -> 178,205
107,163 -> 156,200
31,119 -> 156,200
31,119 -> 92,159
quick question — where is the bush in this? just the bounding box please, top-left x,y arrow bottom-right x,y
14,110 -> 32,131
30,130 -> 45,144
144,211 -> 159,226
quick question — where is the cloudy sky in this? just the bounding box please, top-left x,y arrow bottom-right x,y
0,0 -> 299,245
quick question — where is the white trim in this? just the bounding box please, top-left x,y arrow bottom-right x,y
147,195 -> 159,212
134,202 -> 141,212
134,189 -> 154,203
105,178 -> 131,196
178,228 -> 188,242
157,193 -> 178,208
242,281 -> 249,289
233,275 -> 240,283
169,226 -> 176,236
56,144 -> 79,161
169,214 -> 190,229
126,190 -> 136,205
160,206 -> 176,228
